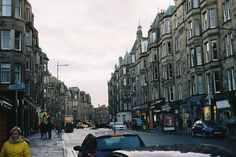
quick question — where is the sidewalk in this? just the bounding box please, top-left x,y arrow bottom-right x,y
27,130 -> 65,157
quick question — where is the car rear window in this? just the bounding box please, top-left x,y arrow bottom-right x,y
96,135 -> 143,151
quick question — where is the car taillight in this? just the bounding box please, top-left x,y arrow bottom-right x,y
87,153 -> 95,157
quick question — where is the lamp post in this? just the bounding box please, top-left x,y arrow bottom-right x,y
57,62 -> 69,80
56,62 -> 69,123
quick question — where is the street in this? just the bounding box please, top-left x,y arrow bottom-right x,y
61,128 -> 236,157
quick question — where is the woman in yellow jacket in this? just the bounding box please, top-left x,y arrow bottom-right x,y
0,126 -> 31,157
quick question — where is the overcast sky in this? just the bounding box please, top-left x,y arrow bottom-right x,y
29,0 -> 174,107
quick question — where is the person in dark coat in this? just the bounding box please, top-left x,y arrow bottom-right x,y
46,118 -> 53,139
187,117 -> 192,133
41,123 -> 47,140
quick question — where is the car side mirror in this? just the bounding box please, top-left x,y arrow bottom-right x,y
73,145 -> 82,151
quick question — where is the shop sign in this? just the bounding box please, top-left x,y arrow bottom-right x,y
161,104 -> 171,111
9,83 -> 25,90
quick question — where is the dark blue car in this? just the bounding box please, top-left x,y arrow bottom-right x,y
73,132 -> 145,157
191,120 -> 226,138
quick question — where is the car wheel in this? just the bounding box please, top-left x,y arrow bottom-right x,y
191,131 -> 195,137
202,132 -> 207,138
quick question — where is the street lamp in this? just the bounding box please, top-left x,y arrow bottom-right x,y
57,62 -> 69,80
55,62 -> 69,124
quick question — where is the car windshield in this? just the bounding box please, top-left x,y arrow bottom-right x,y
114,122 -> 123,125
96,135 -> 143,151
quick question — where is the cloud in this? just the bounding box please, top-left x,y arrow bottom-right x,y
30,0 -> 174,106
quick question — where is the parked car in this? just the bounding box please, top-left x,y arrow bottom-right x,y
131,118 -> 144,130
108,144 -> 234,157
112,122 -> 127,130
191,120 -> 226,138
64,123 -> 74,133
73,132 -> 145,157
76,122 -> 84,129
109,122 -> 115,129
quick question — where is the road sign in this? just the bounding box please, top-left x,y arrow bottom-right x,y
9,83 -> 25,90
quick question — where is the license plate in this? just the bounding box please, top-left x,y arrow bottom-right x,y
215,132 -> 221,134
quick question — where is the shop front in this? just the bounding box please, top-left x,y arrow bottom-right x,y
216,100 -> 231,127
149,98 -> 165,130
0,99 -> 13,148
132,104 -> 148,130
188,97 -> 204,122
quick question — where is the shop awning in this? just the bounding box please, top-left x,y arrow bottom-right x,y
216,100 -> 230,109
0,100 -> 13,109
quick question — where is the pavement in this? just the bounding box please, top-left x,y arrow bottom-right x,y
27,130 -> 65,157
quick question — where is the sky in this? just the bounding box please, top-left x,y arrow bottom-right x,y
29,0 -> 174,107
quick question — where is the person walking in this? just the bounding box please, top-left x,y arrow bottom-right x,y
155,119 -> 160,133
46,117 -> 53,139
187,117 -> 192,133
0,126 -> 31,157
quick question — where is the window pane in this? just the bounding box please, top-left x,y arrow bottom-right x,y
211,40 -> 218,60
14,64 -> 21,83
14,31 -> 21,50
15,0 -> 21,18
1,31 -> 11,49
193,0 -> 199,8
194,18 -> 200,36
196,47 -> 202,65
2,0 -> 11,16
214,72 -> 220,92
1,64 -> 11,83
209,9 -> 217,28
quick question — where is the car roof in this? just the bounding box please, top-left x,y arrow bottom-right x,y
90,131 -> 137,138
110,144 -> 234,157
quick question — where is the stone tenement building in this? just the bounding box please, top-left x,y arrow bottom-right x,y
67,87 -> 93,123
108,0 -> 236,130
0,0 -> 50,147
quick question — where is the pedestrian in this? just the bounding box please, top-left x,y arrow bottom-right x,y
178,117 -> 183,131
41,122 -> 47,140
0,126 -> 31,157
187,117 -> 192,133
155,119 -> 159,133
46,117 -> 53,139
